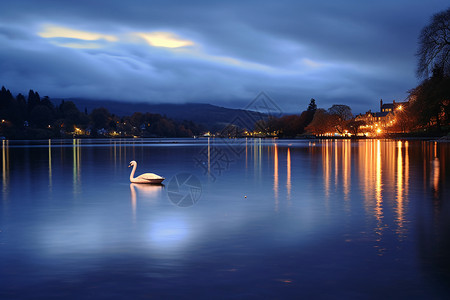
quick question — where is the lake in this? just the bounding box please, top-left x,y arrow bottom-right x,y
1,138 -> 449,299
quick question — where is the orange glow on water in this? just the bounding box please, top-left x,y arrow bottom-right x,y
274,144 -> 279,210
396,141 -> 405,237
287,148 -> 291,200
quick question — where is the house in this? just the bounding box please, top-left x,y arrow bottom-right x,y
355,99 -> 409,135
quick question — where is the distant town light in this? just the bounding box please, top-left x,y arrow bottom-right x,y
397,105 -> 403,111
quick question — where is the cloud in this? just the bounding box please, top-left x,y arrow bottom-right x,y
0,0 -> 449,113
135,32 -> 194,48
38,25 -> 118,42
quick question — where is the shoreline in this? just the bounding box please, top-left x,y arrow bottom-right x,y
2,135 -> 449,142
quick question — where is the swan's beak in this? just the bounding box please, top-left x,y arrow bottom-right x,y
128,164 -> 131,168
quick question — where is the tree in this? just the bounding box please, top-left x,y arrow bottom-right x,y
90,107 -> 111,132
30,105 -> 55,128
27,90 -> 41,117
346,119 -> 365,135
307,98 -> 317,112
305,109 -> 335,135
302,98 -> 317,128
409,70 -> 450,130
417,8 -> 450,79
328,104 -> 352,134
391,107 -> 415,133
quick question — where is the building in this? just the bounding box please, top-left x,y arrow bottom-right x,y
354,99 -> 409,135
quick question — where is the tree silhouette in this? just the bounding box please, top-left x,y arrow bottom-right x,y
409,69 -> 450,130
328,104 -> 352,134
417,8 -> 450,78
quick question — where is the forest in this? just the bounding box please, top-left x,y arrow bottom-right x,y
0,87 -> 205,139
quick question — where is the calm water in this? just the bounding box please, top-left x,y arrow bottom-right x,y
1,138 -> 450,299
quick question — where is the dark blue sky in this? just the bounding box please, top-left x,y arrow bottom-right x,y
0,0 -> 448,113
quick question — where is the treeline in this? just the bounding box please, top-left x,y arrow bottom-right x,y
253,99 -> 360,137
253,98 -> 318,137
0,86 -> 205,139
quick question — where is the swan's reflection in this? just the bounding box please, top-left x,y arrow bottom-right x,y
130,183 -> 164,221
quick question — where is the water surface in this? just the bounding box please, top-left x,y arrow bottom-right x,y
1,138 -> 449,299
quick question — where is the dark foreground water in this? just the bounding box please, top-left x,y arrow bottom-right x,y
1,138 -> 449,299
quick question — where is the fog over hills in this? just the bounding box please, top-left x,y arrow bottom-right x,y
61,98 -> 271,131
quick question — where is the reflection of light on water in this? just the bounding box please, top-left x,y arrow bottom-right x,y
111,140 -> 127,169
431,142 -> 440,197
405,141 -> 409,192
431,157 -> 440,195
334,139 -> 338,189
358,139 -> 413,252
48,139 -> 52,191
130,184 -> 137,221
395,141 -> 405,237
374,140 -> 385,255
245,138 -> 248,170
323,140 -> 330,201
130,183 -> 164,222
149,218 -> 190,252
286,148 -> 291,203
343,139 -> 351,203
253,138 -> 262,179
2,140 -> 9,198
274,143 -> 279,211
73,139 -> 81,194
208,137 -> 211,177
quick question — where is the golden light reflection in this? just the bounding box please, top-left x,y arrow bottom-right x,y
323,140 -> 331,208
359,139 -> 414,253
374,140 -> 385,255
343,139 -> 351,202
245,138 -> 248,170
287,148 -> 291,202
136,32 -> 194,48
431,156 -> 440,196
253,138 -> 262,179
73,139 -> 81,194
274,144 -> 279,211
2,140 -> 9,198
334,139 -> 338,189
48,139 -> 52,191
208,137 -> 211,178
395,141 -> 405,237
405,141 -> 409,198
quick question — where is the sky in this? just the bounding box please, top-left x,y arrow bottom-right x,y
0,0 -> 448,114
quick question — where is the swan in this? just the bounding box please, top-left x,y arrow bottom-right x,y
128,160 -> 165,184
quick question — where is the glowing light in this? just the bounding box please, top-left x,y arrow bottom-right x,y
273,144 -> 279,209
397,105 -> 403,111
38,25 -> 117,42
287,148 -> 291,201
136,32 -> 194,48
149,219 -> 190,251
376,128 -> 382,133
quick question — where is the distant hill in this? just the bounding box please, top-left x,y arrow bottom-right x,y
59,99 -> 269,131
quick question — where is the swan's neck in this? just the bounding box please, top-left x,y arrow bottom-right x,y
130,163 -> 137,181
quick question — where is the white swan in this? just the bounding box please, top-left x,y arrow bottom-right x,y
128,160 -> 165,184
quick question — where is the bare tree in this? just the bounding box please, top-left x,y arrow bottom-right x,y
328,104 -> 352,134
417,8 -> 450,78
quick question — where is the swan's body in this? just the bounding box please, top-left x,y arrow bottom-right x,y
128,160 -> 165,184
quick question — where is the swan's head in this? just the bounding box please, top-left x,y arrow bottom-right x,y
128,160 -> 137,168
